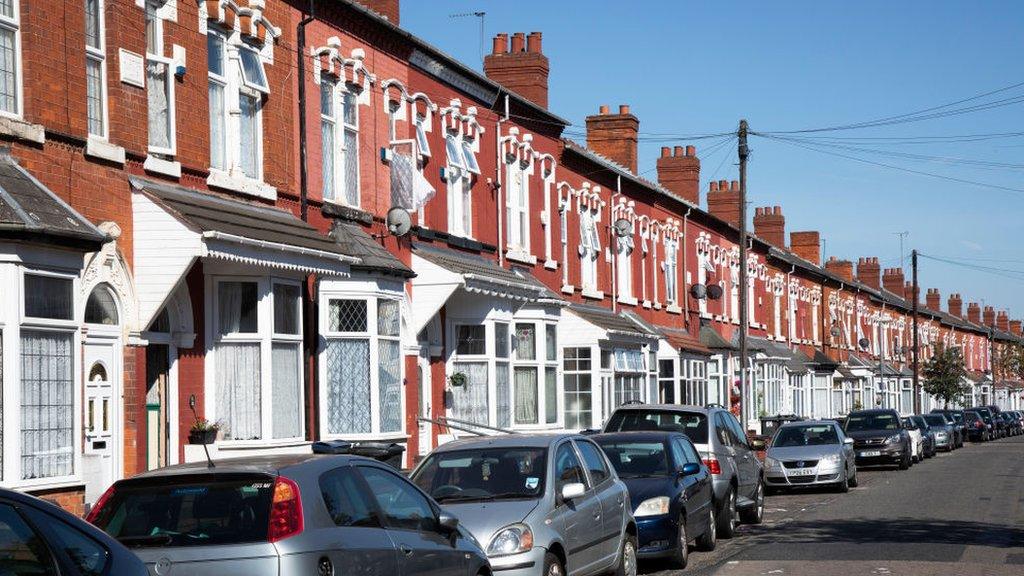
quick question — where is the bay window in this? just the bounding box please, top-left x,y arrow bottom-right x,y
0,0 -> 20,115
683,358 -> 708,406
657,359 -> 675,404
563,347 -> 592,430
450,323 -> 488,425
512,322 -> 559,426
85,0 -> 106,137
145,6 -> 174,155
212,278 -> 303,442
611,348 -> 645,408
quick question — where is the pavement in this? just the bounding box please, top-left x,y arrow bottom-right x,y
640,435 -> 1024,576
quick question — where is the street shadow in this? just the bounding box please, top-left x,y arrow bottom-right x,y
748,516 -> 1024,549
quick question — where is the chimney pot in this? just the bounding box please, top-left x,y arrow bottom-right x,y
510,32 -> 526,52
492,33 -> 508,54
599,105 -> 609,115
718,180 -> 728,190
730,180 -> 740,191
526,31 -> 542,53
686,145 -> 696,156
673,145 -> 684,156
709,181 -> 719,191
661,146 -> 671,157
619,104 -> 631,115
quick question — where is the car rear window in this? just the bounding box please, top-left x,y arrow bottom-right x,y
845,412 -> 899,432
90,474 -> 275,548
924,415 -> 947,426
595,440 -> 670,478
604,410 -> 708,444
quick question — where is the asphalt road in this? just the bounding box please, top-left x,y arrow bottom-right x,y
641,434 -> 1024,576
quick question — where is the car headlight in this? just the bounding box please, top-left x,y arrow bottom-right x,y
765,457 -> 781,469
487,524 -> 534,557
885,434 -> 902,444
634,496 -> 671,518
820,453 -> 841,464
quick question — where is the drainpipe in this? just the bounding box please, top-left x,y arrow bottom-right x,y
298,1 -> 315,222
785,264 -> 795,343
496,96 -> 508,266
297,1 -> 316,440
681,207 -> 692,329
610,176 -> 621,312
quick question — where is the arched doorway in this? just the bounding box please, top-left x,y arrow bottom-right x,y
82,283 -> 122,506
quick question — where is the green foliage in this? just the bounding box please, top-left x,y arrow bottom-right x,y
922,343 -> 970,408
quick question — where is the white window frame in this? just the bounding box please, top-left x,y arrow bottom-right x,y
663,237 -> 679,305
563,346 -> 593,430
207,28 -> 228,170
206,276 -> 306,446
579,207 -> 601,294
510,321 -> 559,429
339,87 -> 360,207
0,0 -> 22,118
616,233 -> 634,302
506,156 -> 531,253
445,133 -> 472,238
85,0 -> 108,138
238,45 -> 269,94
145,5 -> 175,156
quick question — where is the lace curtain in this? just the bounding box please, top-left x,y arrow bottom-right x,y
216,343 -> 261,440
146,60 -> 170,149
271,343 -> 301,439
514,367 -> 538,425
20,331 -> 74,479
450,362 -> 488,425
496,362 -> 510,429
326,339 -> 371,434
378,340 -> 402,433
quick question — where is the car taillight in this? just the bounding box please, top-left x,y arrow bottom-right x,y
976,421 -> 984,429
268,476 -> 303,543
85,484 -> 116,524
703,458 -> 722,475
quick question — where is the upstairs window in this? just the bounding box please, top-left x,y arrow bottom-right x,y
0,0 -> 21,116
579,208 -> 601,291
207,31 -> 227,170
238,47 -> 269,93
506,158 -> 530,252
85,0 -> 106,137
321,79 -> 360,206
145,4 -> 175,155
616,232 -> 633,301
414,115 -> 430,157
445,132 -> 472,237
663,237 -> 678,305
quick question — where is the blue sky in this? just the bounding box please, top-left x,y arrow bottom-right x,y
403,0 -> 1024,317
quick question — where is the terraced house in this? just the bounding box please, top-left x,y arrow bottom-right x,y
0,0 -> 1021,513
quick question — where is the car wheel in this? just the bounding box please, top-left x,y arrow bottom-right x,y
836,469 -> 850,493
715,487 -> 737,539
898,452 -> 910,470
695,507 -> 717,551
739,479 -> 764,525
671,514 -> 689,568
614,535 -> 638,576
848,465 -> 859,488
542,553 -> 564,576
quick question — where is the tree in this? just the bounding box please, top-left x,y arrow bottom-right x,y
922,343 -> 970,408
998,343 -> 1024,400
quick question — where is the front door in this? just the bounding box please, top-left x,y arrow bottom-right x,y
145,345 -> 171,470
83,341 -> 117,506
417,355 -> 432,457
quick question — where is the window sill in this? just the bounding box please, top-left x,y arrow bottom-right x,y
207,168 -> 277,201
642,300 -> 651,309
544,259 -> 558,270
617,295 -> 638,306
0,115 -> 45,144
12,477 -> 84,493
666,304 -> 682,314
86,136 -> 126,165
582,288 -> 604,300
144,155 -> 181,178
561,284 -> 575,295
506,249 -> 537,265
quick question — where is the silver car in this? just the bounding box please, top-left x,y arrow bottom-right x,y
410,433 -> 637,576
87,454 -> 489,576
764,420 -> 858,492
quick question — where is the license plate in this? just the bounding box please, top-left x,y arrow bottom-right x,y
859,450 -> 881,457
787,468 -> 816,477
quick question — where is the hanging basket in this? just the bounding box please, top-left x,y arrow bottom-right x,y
188,428 -> 218,445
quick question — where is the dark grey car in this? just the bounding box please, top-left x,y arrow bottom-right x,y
87,454 -> 489,576
0,487 -> 147,576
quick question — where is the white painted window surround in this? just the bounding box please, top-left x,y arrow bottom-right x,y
0,0 -> 21,117
85,0 -> 108,139
321,77 -> 360,208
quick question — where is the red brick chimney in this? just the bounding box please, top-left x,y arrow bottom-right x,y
984,306 -> 996,327
753,206 -> 786,248
882,268 -> 904,296
997,311 -> 1010,332
483,32 -> 550,109
656,145 -> 700,205
1010,320 -> 1023,336
967,302 -> 982,325
356,0 -> 400,25
825,256 -> 854,283
707,180 -> 741,228
947,293 -> 963,318
856,257 -> 881,289
585,104 -> 639,172
790,231 -> 821,266
925,288 -> 941,312
903,281 -> 919,304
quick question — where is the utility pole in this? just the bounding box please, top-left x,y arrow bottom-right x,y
738,120 -> 750,427
912,249 -> 920,413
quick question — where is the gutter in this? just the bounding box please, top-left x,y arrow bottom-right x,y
201,231 -> 362,264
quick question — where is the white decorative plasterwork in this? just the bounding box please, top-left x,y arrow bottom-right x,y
381,78 -> 437,128
200,1 -> 281,44
312,37 -> 376,107
80,222 -> 140,337
441,98 -> 485,141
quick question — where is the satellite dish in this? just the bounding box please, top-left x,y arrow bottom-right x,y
707,284 -> 724,300
690,284 -> 708,300
858,337 -> 870,350
613,218 -> 631,237
385,207 -> 412,238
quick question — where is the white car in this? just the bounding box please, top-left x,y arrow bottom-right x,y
902,417 -> 924,463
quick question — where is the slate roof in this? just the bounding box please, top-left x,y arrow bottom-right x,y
411,242 -> 548,289
810,349 -> 840,369
562,140 -> 697,209
0,151 -> 106,249
131,177 -> 346,255
331,221 -> 414,278
566,303 -> 657,338
786,348 -> 812,374
658,327 -> 711,356
700,324 -> 737,350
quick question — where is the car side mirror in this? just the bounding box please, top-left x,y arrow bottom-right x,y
680,463 -> 701,476
843,437 -> 854,445
561,482 -> 586,502
749,438 -> 767,451
437,511 -> 459,534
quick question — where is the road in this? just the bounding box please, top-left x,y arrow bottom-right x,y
641,435 -> 1024,576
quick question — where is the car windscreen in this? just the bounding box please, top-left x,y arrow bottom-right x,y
923,415 -> 947,427
411,448 -> 547,503
964,411 -> 981,422
595,440 -> 671,478
90,474 -> 275,548
773,425 -> 839,447
604,410 -> 708,444
951,413 -> 964,423
845,413 -> 899,432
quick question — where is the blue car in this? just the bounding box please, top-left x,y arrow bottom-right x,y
593,431 -> 717,568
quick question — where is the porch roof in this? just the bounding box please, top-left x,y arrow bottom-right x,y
330,221 -> 414,278
565,303 -> 659,340
659,327 -> 712,356
700,324 -> 736,350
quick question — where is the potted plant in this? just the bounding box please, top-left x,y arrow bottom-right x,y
188,419 -> 220,444
448,372 -> 468,388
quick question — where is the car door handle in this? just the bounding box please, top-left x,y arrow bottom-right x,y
400,545 -> 413,556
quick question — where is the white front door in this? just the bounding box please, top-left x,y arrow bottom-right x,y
83,340 -> 118,506
417,355 -> 432,457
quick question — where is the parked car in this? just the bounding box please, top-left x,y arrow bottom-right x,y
410,433 -> 636,576
0,487 -> 147,576
1008,411 -> 1024,435
764,420 -> 858,492
592,431 -> 716,568
603,404 -> 765,539
922,414 -> 955,451
963,410 -> 991,442
843,409 -> 912,469
88,454 -> 489,576
901,417 -> 924,463
971,407 -> 999,439
910,415 -> 937,458
929,409 -> 965,448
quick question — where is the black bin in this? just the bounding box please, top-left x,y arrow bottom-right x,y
312,440 -> 406,469
760,415 -> 802,437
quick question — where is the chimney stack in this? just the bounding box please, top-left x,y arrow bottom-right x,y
903,281 -> 919,304
707,180 -> 742,228
356,0 -> 400,25
585,104 -> 639,173
967,302 -> 982,325
656,145 -> 700,205
1010,319 -> 1023,336
483,32 -> 550,108
856,257 -> 881,289
882,268 -> 905,296
825,256 -> 854,283
947,293 -> 963,318
790,231 -> 821,266
753,206 -> 786,248
984,306 -> 996,328
925,288 -> 941,312
997,310 -> 1010,333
